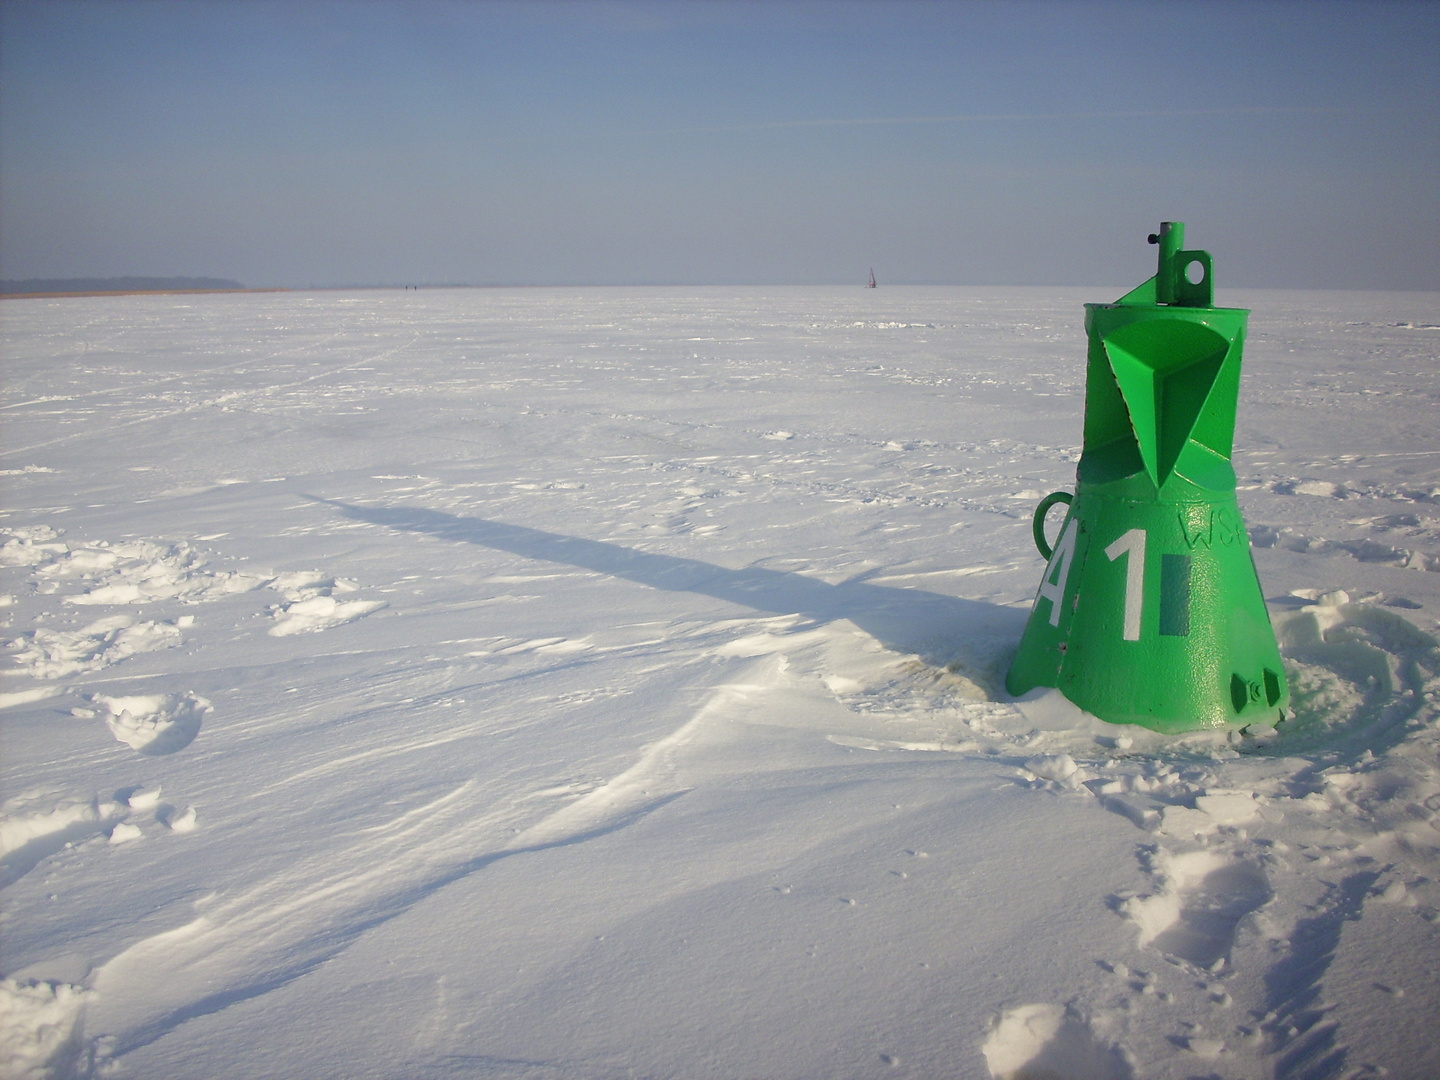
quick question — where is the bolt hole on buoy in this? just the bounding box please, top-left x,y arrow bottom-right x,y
1185,259 -> 1206,284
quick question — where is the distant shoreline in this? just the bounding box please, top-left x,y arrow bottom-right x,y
1,287 -> 292,300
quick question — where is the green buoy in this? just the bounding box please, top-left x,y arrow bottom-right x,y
1006,222 -> 1288,733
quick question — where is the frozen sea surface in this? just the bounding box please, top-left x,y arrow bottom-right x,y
2,286 -> 1439,1079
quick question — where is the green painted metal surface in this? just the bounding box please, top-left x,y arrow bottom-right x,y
1005,222 -> 1288,732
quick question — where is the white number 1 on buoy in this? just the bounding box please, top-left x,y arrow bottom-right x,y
1105,528 -> 1146,641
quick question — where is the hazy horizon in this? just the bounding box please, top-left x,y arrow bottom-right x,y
2,0 -> 1437,291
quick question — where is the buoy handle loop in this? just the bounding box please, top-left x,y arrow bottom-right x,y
1032,491 -> 1074,560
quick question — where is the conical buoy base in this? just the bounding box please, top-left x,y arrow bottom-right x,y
1006,490 -> 1286,732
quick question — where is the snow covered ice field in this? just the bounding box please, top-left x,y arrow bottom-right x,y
2,285 -> 1439,1079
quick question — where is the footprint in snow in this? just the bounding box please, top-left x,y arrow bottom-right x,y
7,614 -> 185,679
267,571 -> 386,636
1270,479 -> 1348,499
0,978 -> 91,1080
1121,848 -> 1271,969
159,805 -> 198,832
1272,595 -> 1440,754
45,537 -> 267,604
981,1003 -> 1133,1080
1249,523 -> 1440,572
90,692 -> 210,756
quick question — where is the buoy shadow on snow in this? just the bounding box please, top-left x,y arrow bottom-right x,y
313,498 -> 1025,680
317,501 -> 1437,760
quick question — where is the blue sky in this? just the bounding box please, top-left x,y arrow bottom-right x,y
2,0 -> 1436,288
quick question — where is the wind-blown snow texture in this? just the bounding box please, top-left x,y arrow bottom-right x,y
2,286 -> 1438,1079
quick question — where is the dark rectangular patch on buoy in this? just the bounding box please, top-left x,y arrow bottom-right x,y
1159,553 -> 1191,636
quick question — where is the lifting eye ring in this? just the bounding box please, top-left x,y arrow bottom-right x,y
1032,491 -> 1074,560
